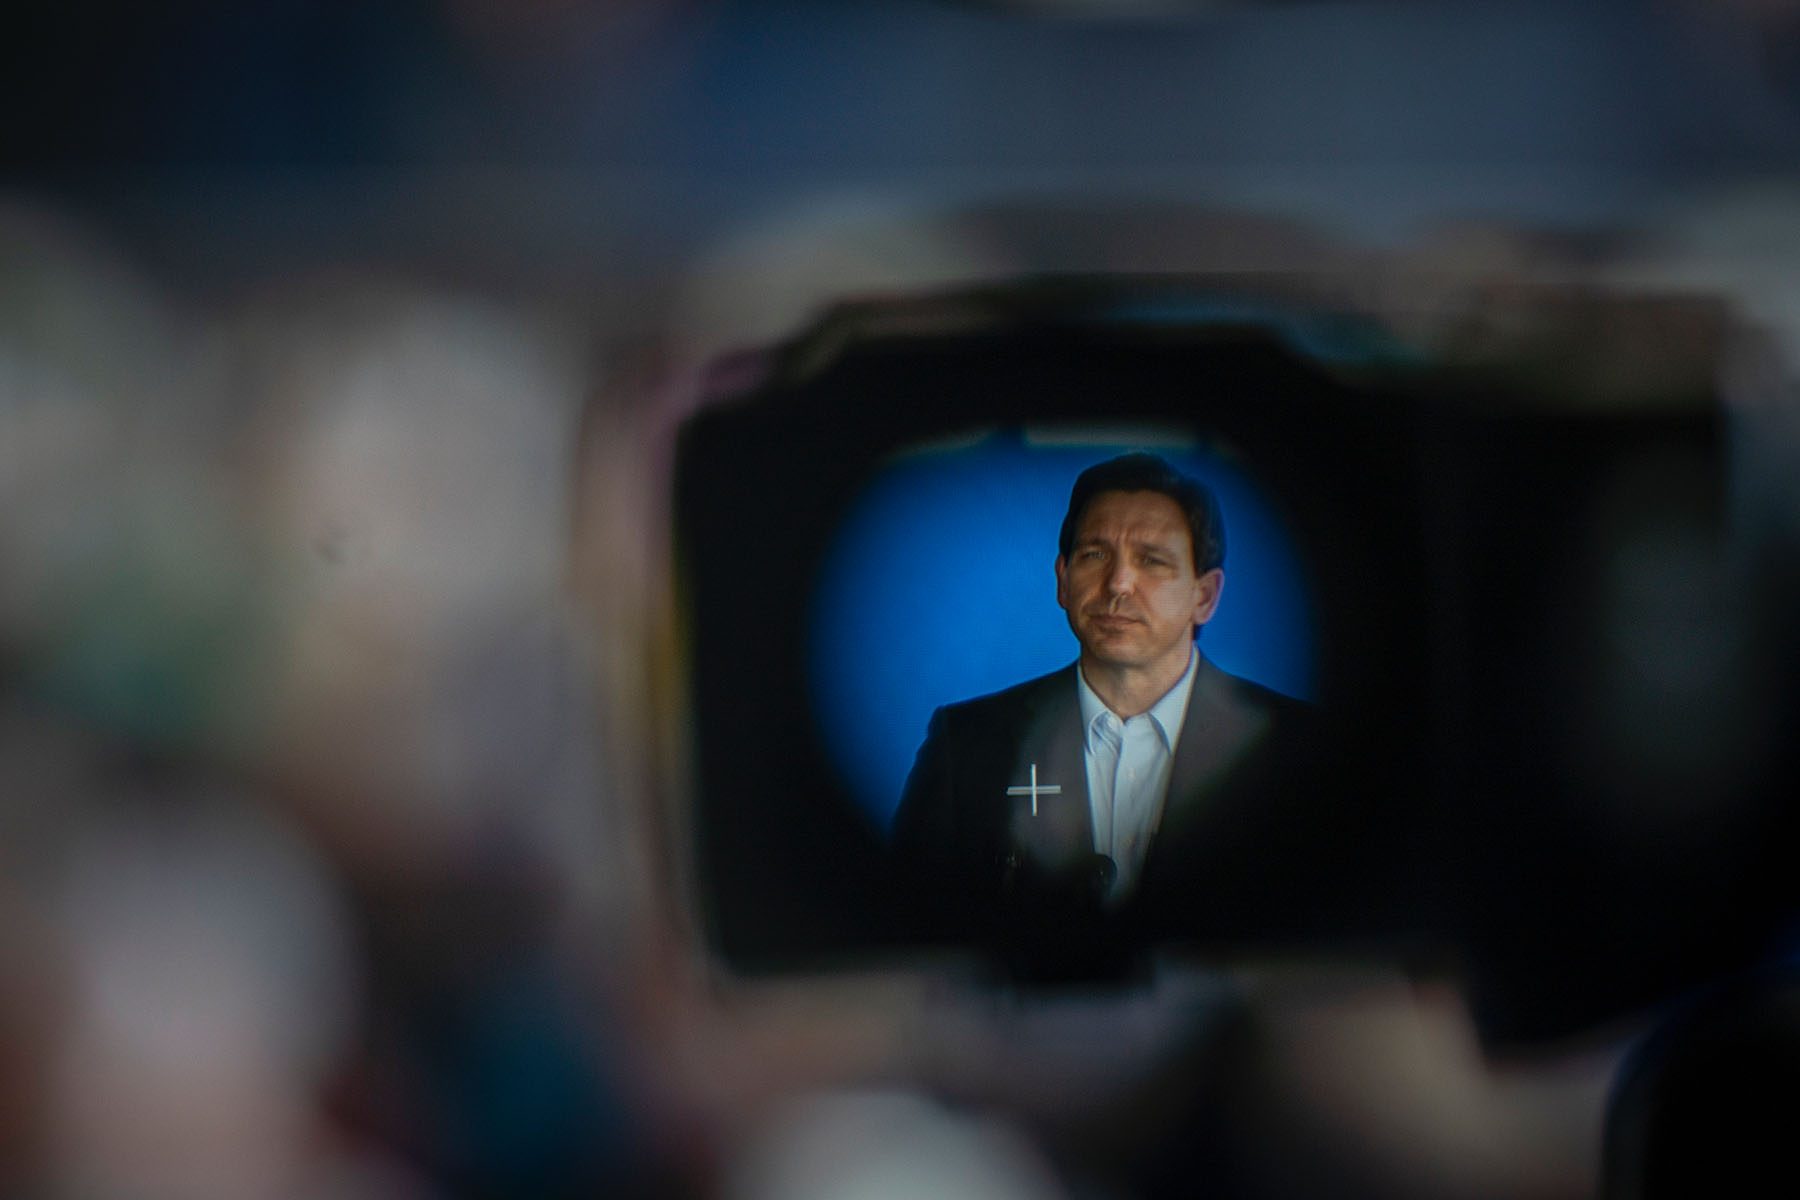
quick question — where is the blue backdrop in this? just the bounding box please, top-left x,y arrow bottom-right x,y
808,433 -> 1317,831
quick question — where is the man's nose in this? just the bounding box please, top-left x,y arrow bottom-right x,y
1106,559 -> 1136,594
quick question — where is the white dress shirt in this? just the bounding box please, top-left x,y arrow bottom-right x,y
1075,647 -> 1198,901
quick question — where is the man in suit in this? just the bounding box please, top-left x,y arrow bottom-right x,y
892,453 -> 1329,969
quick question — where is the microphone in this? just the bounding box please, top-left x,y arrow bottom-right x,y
1087,853 -> 1118,901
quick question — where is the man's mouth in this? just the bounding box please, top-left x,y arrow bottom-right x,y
1088,612 -> 1141,627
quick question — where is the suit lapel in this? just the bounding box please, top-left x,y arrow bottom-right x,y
990,658 -> 1274,889
1004,666 -> 1093,871
1158,654 -> 1271,844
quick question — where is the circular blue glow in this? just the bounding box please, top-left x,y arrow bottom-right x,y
809,433 -> 1317,832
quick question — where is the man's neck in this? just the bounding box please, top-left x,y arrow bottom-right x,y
1079,647 -> 1194,719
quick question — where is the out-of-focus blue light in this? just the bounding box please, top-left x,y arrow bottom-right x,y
809,433 -> 1316,832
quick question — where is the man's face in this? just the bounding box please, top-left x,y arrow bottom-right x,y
1055,489 -> 1223,677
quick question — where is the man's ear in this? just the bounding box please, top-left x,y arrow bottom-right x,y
1054,555 -> 1069,610
1192,567 -> 1225,626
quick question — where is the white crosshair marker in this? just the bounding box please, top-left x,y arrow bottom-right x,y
1006,762 -> 1062,817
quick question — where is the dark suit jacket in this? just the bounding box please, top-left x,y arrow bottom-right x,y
892,655 -> 1350,969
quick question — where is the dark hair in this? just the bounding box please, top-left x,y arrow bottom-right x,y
1058,452 -> 1225,573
